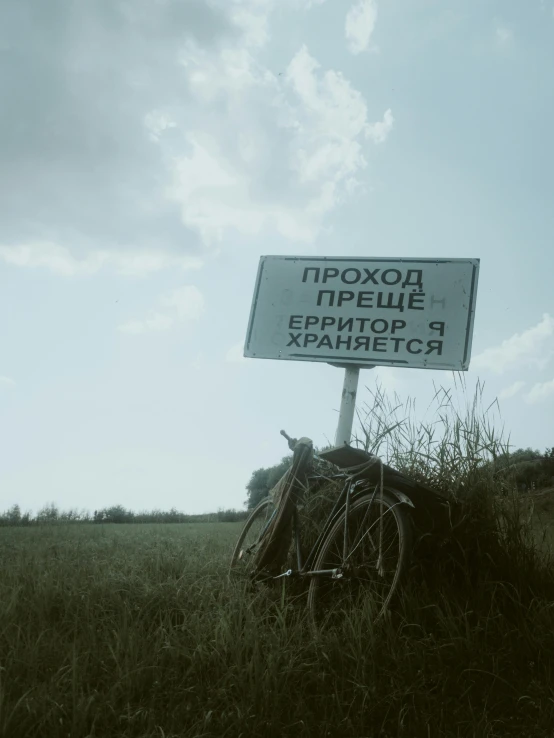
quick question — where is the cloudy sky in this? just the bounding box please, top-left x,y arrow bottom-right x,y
1,0 -> 553,516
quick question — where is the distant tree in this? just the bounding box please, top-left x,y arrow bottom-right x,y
216,508 -> 249,522
245,455 -> 293,509
245,468 -> 271,510
491,447 -> 554,490
36,503 -> 60,524
7,504 -> 21,526
104,505 -> 132,524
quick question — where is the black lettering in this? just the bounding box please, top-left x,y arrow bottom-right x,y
354,336 -> 370,351
401,270 -> 423,289
322,268 -> 339,283
317,334 -> 333,349
302,267 -> 320,283
336,336 -> 352,350
391,319 -> 406,334
425,340 -> 443,356
338,318 -> 354,332
317,290 -> 335,307
341,268 -> 361,284
429,321 -> 445,336
377,292 -> 405,312
381,269 -> 402,285
337,290 -> 355,306
357,291 -> 374,308
390,338 -> 405,352
371,319 -> 389,334
407,339 -> 423,354
408,293 -> 425,311
362,268 -> 380,285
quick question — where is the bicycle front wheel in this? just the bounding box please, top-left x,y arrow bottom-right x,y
307,490 -> 412,627
228,497 -> 276,583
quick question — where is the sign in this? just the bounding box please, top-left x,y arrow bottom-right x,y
244,256 -> 480,371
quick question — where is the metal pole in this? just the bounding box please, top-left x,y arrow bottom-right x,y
335,365 -> 360,447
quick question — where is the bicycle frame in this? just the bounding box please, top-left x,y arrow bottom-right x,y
242,450 -> 415,583
270,472 -> 383,581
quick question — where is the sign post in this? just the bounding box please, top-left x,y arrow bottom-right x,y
335,364 -> 361,447
244,256 -> 480,448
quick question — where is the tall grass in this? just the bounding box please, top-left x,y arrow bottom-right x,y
1,382 -> 553,737
354,375 -> 509,500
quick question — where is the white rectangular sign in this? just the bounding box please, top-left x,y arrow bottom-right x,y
244,256 -> 480,371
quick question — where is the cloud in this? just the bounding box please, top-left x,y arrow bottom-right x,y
165,42 -> 393,245
366,109 -> 394,144
472,314 -> 554,375
226,341 -> 247,363
1,0 -> 392,268
345,0 -> 378,55
0,375 -> 16,388
118,313 -> 174,335
498,381 -> 526,400
0,243 -> 203,277
525,379 -> 554,404
0,0 -> 236,266
159,286 -> 205,321
118,285 -> 204,334
495,25 -> 514,45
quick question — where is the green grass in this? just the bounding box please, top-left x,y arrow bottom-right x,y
1,513 -> 554,738
2,382 -> 553,737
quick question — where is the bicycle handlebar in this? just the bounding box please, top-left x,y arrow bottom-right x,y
280,429 -> 298,451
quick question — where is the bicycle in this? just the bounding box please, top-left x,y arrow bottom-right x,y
229,431 -> 417,628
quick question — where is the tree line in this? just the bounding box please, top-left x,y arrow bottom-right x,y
2,446 -> 552,527
0,503 -> 248,527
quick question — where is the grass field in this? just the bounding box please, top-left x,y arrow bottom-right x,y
1,500 -> 553,738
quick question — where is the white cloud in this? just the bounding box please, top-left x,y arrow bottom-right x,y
498,381 -> 526,400
0,243 -> 203,278
229,0 -> 272,48
118,313 -> 174,335
226,341 -> 247,363
165,42 -> 393,245
3,1 -> 392,268
526,379 -> 554,404
472,314 -> 554,375
366,108 -> 394,144
160,286 -> 205,322
144,110 -> 177,143
345,0 -> 378,55
495,25 -> 514,45
0,375 -> 16,388
118,286 -> 204,335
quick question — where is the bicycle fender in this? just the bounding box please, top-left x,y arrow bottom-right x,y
386,489 -> 415,509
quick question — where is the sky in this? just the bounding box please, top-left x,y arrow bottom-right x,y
1,0 -> 553,517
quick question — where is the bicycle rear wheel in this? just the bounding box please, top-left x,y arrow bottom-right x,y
228,497 -> 276,583
307,489 -> 412,628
